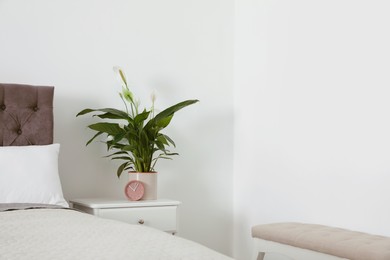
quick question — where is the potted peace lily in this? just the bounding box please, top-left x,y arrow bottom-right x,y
77,67 -> 198,199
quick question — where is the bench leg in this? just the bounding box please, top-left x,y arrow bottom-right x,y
256,252 -> 265,260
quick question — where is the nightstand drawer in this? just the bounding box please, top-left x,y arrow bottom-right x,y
70,199 -> 181,234
98,206 -> 177,232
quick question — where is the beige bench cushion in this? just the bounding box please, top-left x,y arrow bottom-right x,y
252,223 -> 390,260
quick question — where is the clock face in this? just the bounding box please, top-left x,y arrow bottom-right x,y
124,180 -> 145,201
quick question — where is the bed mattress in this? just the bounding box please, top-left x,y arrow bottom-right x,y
0,206 -> 232,260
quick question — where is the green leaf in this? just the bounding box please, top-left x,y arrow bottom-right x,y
112,132 -> 126,143
111,156 -> 133,161
86,131 -> 104,146
108,143 -> 126,151
122,145 -> 137,152
155,156 -> 173,160
164,152 -> 179,156
104,151 -> 128,158
88,123 -> 123,135
155,100 -> 198,121
117,161 -> 129,178
144,100 -> 198,130
76,108 -> 95,116
156,114 -> 173,128
124,166 -> 134,171
156,135 -> 169,146
77,108 -> 130,119
134,109 -> 150,125
155,141 -> 165,151
97,113 -> 127,120
162,134 -> 176,147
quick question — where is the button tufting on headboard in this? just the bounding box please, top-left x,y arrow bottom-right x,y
0,83 -> 54,146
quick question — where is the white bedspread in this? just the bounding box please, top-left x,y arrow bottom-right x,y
0,208 -> 233,260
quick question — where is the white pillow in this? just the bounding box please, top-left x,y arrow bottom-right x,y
0,144 -> 68,207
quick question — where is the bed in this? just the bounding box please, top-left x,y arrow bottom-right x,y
0,83 -> 233,260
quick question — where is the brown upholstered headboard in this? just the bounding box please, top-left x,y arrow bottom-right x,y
0,83 -> 54,146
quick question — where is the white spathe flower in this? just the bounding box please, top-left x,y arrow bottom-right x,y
113,66 -> 128,88
150,89 -> 157,103
122,86 -> 134,103
106,135 -> 114,141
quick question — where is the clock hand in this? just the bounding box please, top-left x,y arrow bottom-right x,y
128,182 -> 140,192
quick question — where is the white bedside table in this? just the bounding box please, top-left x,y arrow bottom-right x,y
70,199 -> 180,234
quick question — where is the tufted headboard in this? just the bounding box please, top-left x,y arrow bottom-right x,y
0,83 -> 54,146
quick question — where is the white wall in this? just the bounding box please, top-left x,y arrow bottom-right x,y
4,1 -> 389,259
0,0 -> 234,255
234,0 -> 390,259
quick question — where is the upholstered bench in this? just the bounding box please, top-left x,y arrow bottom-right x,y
252,223 -> 390,260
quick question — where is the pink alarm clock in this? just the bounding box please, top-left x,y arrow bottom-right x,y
124,180 -> 145,201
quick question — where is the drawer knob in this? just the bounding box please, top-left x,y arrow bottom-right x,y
138,219 -> 145,225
